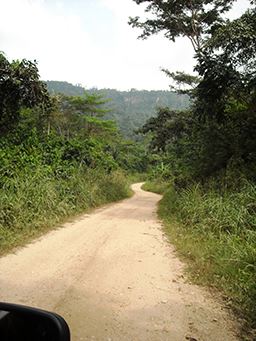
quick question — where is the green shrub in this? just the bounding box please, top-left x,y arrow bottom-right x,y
0,166 -> 130,255
142,181 -> 169,194
157,180 -> 256,332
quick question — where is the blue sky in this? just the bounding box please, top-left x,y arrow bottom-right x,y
0,0 -> 251,90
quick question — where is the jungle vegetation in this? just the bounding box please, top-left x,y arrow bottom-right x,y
46,81 -> 189,139
0,53 -> 147,254
131,0 -> 256,335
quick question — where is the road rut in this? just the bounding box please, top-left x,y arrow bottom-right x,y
0,183 -> 238,340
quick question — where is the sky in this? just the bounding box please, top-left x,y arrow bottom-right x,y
0,0 -> 251,90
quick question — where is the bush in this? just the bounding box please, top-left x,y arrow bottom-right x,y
158,180 -> 256,333
0,166 -> 130,255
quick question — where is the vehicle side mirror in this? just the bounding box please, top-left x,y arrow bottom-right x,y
0,302 -> 70,341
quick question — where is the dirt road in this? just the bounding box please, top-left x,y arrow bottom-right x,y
0,183 -> 238,340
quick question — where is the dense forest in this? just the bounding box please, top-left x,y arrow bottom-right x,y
130,0 -> 256,336
46,81 -> 189,138
0,53 -> 149,256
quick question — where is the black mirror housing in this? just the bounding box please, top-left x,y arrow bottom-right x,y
0,302 -> 70,341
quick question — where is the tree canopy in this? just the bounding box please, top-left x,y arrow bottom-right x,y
128,0 -> 235,52
137,1 -> 256,182
0,53 -> 50,135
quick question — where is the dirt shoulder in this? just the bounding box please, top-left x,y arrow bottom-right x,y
0,183 -> 239,340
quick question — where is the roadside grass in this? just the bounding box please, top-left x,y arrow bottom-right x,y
127,172 -> 148,183
142,180 -> 170,194
144,180 -> 256,338
0,169 -> 131,256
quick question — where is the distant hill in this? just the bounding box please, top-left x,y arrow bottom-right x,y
46,81 -> 190,138
46,81 -> 85,97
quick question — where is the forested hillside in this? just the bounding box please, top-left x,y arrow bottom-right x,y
46,81 -> 189,138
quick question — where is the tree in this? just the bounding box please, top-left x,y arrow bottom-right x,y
202,7 -> 256,85
129,0 -> 236,92
161,70 -> 200,94
138,107 -> 191,152
66,93 -> 110,118
128,0 -> 235,52
52,93 -> 115,139
0,53 -> 50,135
194,7 -> 256,120
192,7 -> 256,177
136,3 -> 256,181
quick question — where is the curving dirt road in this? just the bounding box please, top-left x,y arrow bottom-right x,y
0,183 -> 238,340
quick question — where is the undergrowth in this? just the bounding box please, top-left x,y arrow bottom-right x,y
142,180 -> 169,194
0,168 -> 131,255
145,180 -> 256,338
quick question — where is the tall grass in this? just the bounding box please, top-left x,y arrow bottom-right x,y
0,167 -> 131,255
145,180 -> 256,336
142,180 -> 170,194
